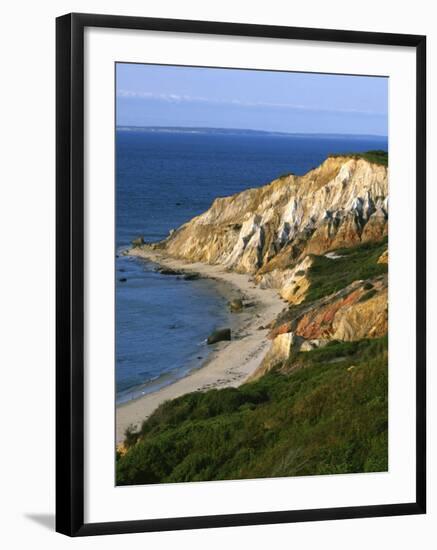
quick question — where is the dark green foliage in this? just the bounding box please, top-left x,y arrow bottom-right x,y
328,150 -> 388,167
117,337 -> 388,485
358,289 -> 378,303
124,425 -> 140,448
304,238 -> 388,303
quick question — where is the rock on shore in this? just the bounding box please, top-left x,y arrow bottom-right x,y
207,328 -> 231,345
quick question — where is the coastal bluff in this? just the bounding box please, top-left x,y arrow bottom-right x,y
153,155 -> 387,276
130,152 -> 389,381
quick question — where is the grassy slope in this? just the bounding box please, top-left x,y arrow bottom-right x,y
117,336 -> 388,485
328,150 -> 388,167
305,237 -> 388,303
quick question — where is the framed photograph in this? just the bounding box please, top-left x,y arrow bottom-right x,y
56,13 -> 426,536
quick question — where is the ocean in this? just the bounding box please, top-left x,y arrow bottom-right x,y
115,129 -> 388,403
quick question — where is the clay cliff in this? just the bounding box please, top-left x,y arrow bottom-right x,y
156,156 -> 387,270
136,153 -> 389,377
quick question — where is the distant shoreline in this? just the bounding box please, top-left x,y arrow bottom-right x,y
115,247 -> 285,445
116,125 -> 388,140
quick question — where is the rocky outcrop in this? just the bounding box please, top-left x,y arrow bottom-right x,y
249,332 -> 304,381
270,276 -> 387,342
331,289 -> 388,341
256,255 -> 314,304
378,249 -> 388,264
300,339 -> 330,352
155,157 -> 387,279
250,333 -> 333,380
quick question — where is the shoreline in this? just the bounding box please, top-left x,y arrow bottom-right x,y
116,247 -> 285,444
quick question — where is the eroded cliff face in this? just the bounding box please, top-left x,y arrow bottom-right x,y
158,156 -> 387,276
269,276 -> 388,342
248,274 -> 388,380
136,155 -> 389,377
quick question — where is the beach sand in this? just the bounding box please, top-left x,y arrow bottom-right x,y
116,248 -> 285,444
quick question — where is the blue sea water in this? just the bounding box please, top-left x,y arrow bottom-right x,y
115,129 -> 387,403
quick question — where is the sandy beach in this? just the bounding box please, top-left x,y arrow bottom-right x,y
116,247 -> 285,444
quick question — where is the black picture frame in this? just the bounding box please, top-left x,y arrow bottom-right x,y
56,12 -> 426,537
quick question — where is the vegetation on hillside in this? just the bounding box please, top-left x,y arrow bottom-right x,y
116,336 -> 388,485
328,150 -> 388,167
304,237 -> 388,303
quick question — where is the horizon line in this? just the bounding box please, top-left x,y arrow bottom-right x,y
116,125 -> 388,139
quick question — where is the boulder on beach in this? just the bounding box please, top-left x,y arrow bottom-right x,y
183,272 -> 201,281
228,298 -> 244,312
207,328 -> 231,345
157,267 -> 181,276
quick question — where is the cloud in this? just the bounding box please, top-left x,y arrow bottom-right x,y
116,89 -> 386,116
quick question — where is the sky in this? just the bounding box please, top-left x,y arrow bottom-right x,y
116,63 -> 388,136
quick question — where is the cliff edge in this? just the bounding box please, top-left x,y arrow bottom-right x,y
133,152 -> 388,378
